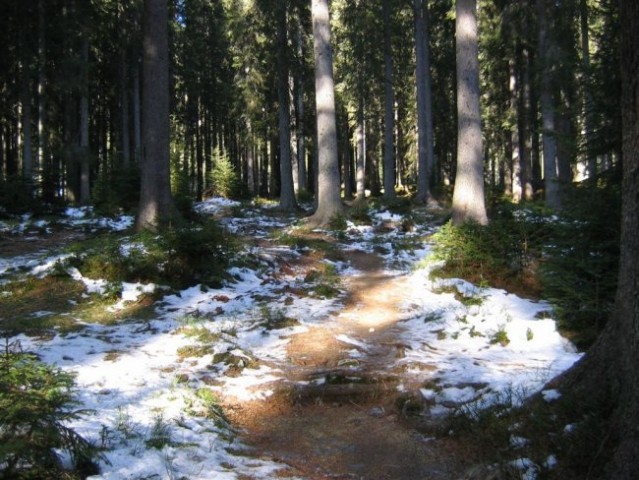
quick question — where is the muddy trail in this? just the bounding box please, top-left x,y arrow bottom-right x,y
223,238 -> 469,479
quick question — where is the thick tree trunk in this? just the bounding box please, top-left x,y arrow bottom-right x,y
308,0 -> 342,226
277,3 -> 297,212
136,0 -> 180,231
451,0 -> 488,225
413,0 -> 435,205
382,0 -> 396,200
559,2 -> 639,477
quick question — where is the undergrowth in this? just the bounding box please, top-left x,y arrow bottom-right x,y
0,342 -> 105,479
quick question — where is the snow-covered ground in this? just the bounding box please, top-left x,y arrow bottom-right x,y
0,198 -> 582,479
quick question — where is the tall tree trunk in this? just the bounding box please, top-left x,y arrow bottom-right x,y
413,0 -> 435,205
132,60 -> 142,163
355,94 -> 366,202
277,3 -> 297,212
519,43 -> 534,200
509,55 -> 522,202
382,0 -> 396,200
20,61 -> 33,180
136,0 -> 179,231
36,0 -> 47,193
451,0 -> 488,225
580,0 -> 596,179
537,0 -> 560,209
79,32 -> 91,204
308,0 -> 342,226
560,3 -> 639,476
120,49 -> 131,167
294,22 -> 307,193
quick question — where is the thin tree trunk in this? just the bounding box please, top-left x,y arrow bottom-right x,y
451,0 -> 488,225
580,0 -> 596,179
509,56 -> 522,202
295,22 -> 307,193
382,0 -> 396,200
355,95 -> 366,201
79,32 -> 91,204
132,61 -> 142,163
21,61 -> 33,179
120,49 -> 131,167
308,0 -> 342,226
277,3 -> 297,211
537,0 -> 560,209
413,0 -> 436,205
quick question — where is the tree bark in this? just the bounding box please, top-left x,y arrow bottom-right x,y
355,94 -> 366,202
277,2 -> 297,212
136,0 -> 180,231
537,0 -> 561,209
413,0 -> 435,205
451,0 -> 488,225
308,0 -> 342,226
382,0 -> 396,200
580,0 -> 596,179
558,1 -> 639,477
79,31 -> 90,204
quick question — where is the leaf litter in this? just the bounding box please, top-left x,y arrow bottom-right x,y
0,198 -> 581,479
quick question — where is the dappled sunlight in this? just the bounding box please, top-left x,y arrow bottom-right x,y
0,197 -> 582,479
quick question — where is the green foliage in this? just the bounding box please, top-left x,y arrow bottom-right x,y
348,203 -> 372,225
92,165 -> 140,216
328,214 -> 348,232
0,345 -> 104,479
145,414 -> 172,450
69,220 -> 235,289
430,208 -> 549,294
209,151 -> 239,199
539,178 -> 620,348
0,175 -> 39,217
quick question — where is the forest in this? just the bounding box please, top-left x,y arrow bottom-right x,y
1,0 -> 638,479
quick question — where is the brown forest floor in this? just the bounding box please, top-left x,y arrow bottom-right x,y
222,235 -> 472,479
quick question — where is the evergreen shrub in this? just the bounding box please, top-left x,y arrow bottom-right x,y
0,346 -> 103,479
539,176 -> 620,348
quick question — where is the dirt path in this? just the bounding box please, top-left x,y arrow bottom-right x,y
224,245 -> 469,479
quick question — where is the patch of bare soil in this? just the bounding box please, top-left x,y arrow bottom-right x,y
224,236 -> 470,479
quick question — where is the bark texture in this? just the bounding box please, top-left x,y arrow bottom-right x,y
136,0 -> 179,231
413,0 -> 435,205
308,0 -> 342,226
277,3 -> 297,212
451,0 -> 488,225
558,1 -> 639,477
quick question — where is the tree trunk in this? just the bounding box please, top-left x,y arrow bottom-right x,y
451,0 -> 488,225
355,95 -> 366,202
580,0 -> 596,179
120,49 -> 131,167
136,0 -> 180,231
382,0 -> 396,200
308,0 -> 342,226
537,0 -> 560,209
79,32 -> 90,204
132,60 -> 142,163
559,2 -> 639,476
413,0 -> 435,205
277,3 -> 297,212
20,60 -> 33,180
